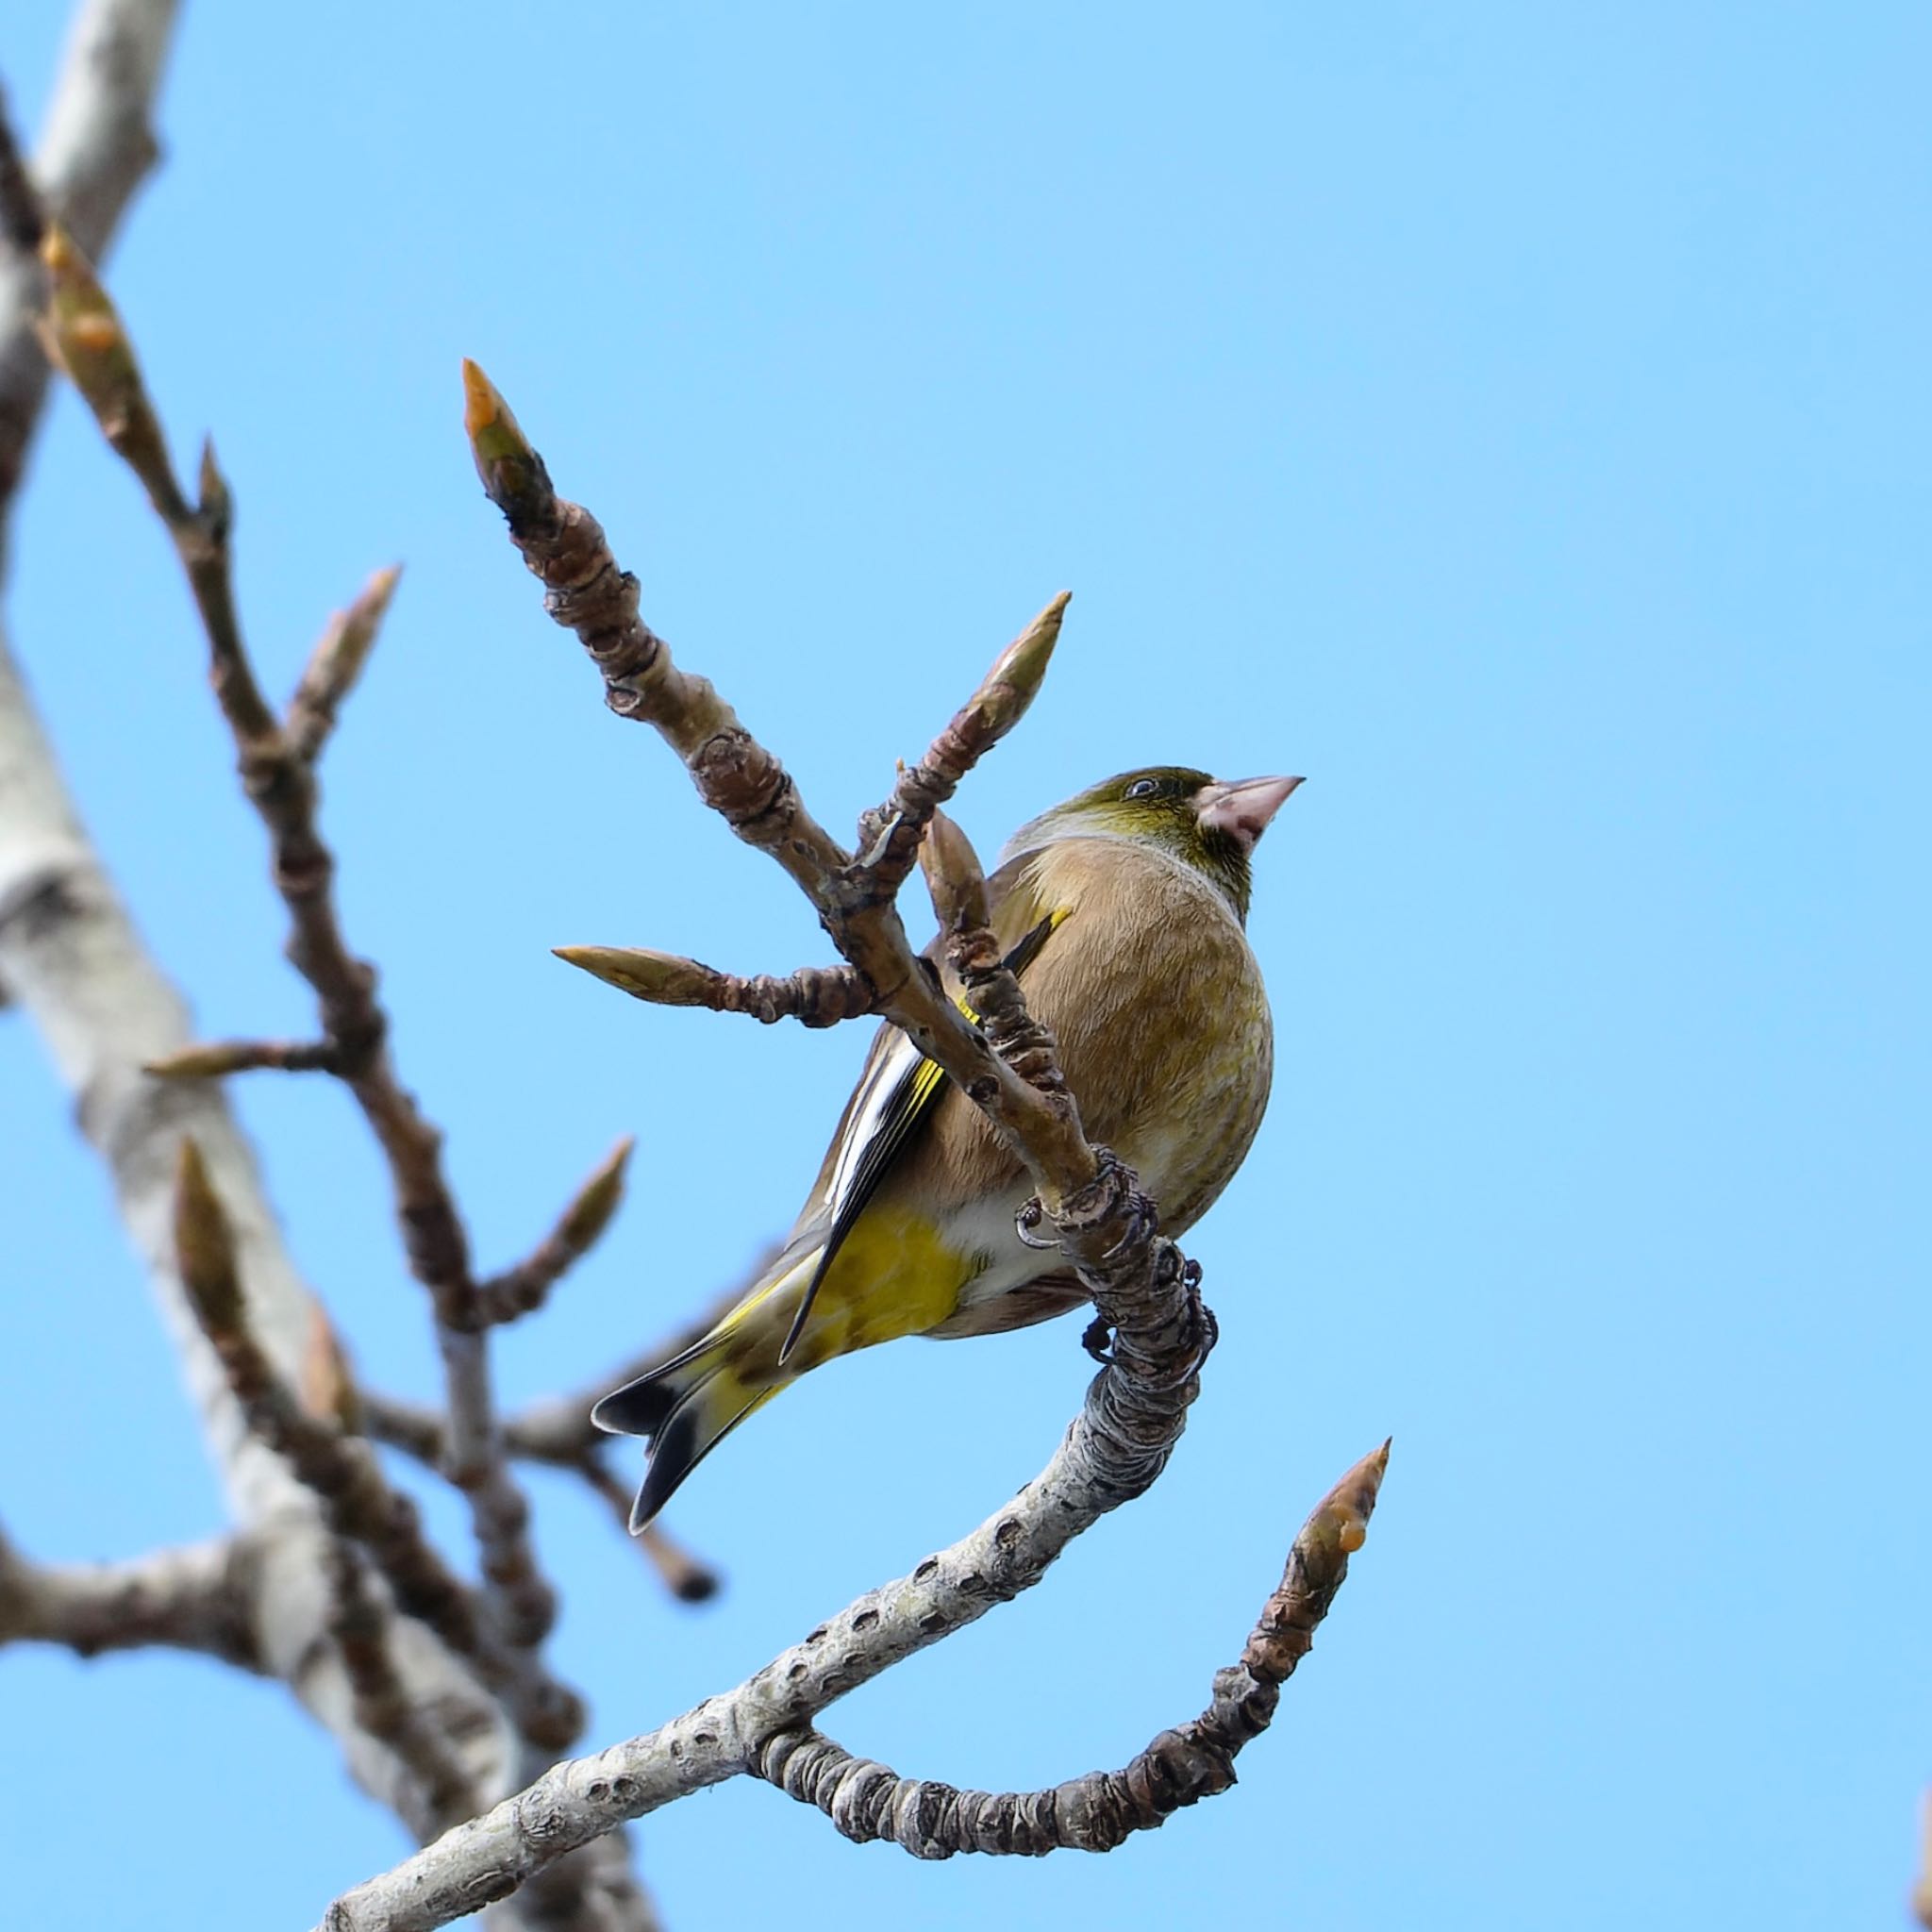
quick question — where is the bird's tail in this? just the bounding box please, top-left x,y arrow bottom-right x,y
591,1257 -> 809,1530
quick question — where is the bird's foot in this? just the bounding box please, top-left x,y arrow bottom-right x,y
1014,1196 -> 1058,1250
1178,1257 -> 1219,1369
1080,1312 -> 1117,1364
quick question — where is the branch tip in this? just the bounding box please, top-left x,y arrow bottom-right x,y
553,943 -> 698,1004
918,807 -> 990,933
461,358 -> 549,519
557,1135 -> 633,1253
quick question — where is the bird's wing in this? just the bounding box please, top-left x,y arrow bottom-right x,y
779,878 -> 1066,1360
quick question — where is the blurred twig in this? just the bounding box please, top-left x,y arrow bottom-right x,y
39,230 -> 583,1757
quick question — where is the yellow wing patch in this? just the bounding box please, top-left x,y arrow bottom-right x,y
776,904 -> 1071,1362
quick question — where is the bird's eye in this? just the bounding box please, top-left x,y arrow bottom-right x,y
1124,777 -> 1160,800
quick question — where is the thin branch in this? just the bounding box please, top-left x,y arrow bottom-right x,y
360,1395 -> 721,1607
0,0 -> 175,533
39,241 -> 574,1760
172,1141 -> 583,1751
325,1539 -> 483,1827
0,0 -> 545,1885
287,564 -> 402,761
318,1441 -> 1385,1932
0,1523 -> 262,1669
552,946 -> 875,1029
466,1138 -> 633,1331
750,1444 -> 1388,1856
143,1036 -> 339,1077
461,362 -> 1097,1212
573,1457 -> 722,1606
847,592 -> 1066,906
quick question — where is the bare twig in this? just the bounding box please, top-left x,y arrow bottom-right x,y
39,241 -> 575,1759
0,0 -> 175,532
466,1138 -> 633,1330
288,564 -> 401,761
750,1444 -> 1387,1855
847,593 -> 1067,905
325,1540 -> 483,1826
573,1457 -> 722,1606
0,0 -> 541,1883
553,946 -> 874,1028
0,1523 -> 262,1668
172,1141 -> 583,1751
359,1394 -> 722,1606
461,362 -> 1098,1210
144,1036 -> 339,1077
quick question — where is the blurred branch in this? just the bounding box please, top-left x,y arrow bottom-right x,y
466,1137 -> 633,1330
172,1141 -> 582,1752
325,1539 -> 483,1824
287,564 -> 401,760
0,0 -> 175,536
359,1395 -> 722,1607
144,1036 -> 339,1077
0,6 -> 544,1883
38,235 -> 578,1767
0,1523 -> 262,1668
751,1445 -> 1386,1855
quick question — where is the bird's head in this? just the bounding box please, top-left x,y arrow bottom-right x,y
1001,765 -> 1303,922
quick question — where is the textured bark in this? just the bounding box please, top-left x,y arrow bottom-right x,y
748,1444 -> 1387,1856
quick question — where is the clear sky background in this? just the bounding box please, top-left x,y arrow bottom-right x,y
3,5 -> 1926,1928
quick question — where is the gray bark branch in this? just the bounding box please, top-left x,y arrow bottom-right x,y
0,11 -> 652,1927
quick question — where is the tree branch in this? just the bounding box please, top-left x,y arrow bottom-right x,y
318,1441 -> 1385,1931
0,0 -> 175,539
143,1036 -> 339,1076
466,1138 -> 633,1331
287,563 -> 401,761
749,1444 -> 1387,1856
0,0 -> 530,1855
38,233 -> 578,1765
0,1523 -> 262,1669
552,946 -> 875,1029
461,362 -> 1098,1213
171,1140 -> 583,1751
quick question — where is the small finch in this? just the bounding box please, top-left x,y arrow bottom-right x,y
594,765 -> 1300,1527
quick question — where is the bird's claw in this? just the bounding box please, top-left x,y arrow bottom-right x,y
1080,1312 -> 1117,1363
1014,1197 -> 1058,1250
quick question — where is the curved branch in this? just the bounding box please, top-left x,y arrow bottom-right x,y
318,1440 -> 1386,1931
751,1443 -> 1387,1857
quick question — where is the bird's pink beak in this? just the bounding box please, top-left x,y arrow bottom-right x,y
1196,774 -> 1304,850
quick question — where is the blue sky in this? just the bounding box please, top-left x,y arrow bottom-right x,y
3,4 -> 1926,1927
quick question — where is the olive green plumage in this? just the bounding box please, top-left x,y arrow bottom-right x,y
594,765 -> 1301,1528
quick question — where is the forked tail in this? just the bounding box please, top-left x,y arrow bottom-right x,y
591,1259 -> 808,1529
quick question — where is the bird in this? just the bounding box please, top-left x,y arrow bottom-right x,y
593,764 -> 1301,1528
